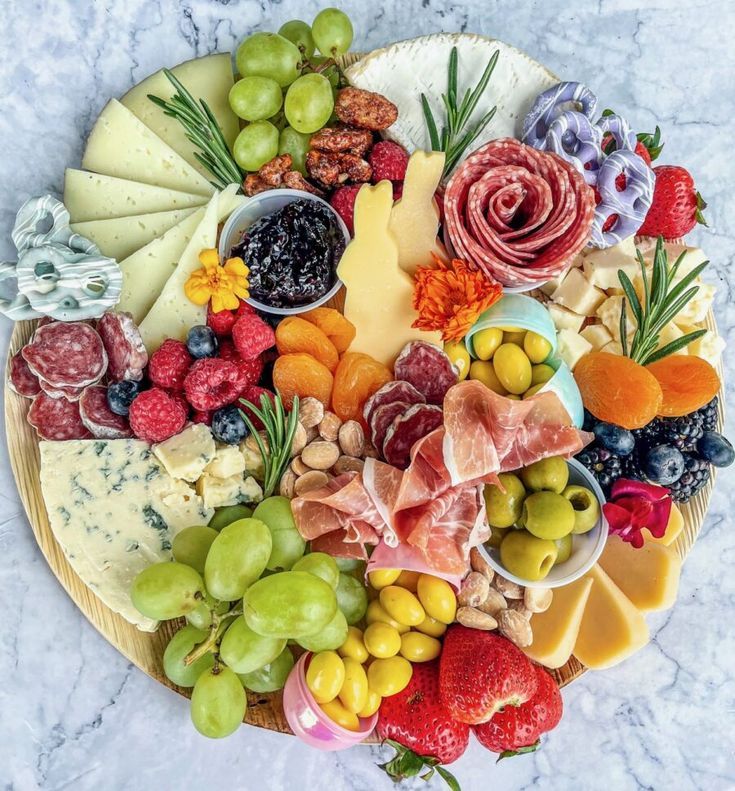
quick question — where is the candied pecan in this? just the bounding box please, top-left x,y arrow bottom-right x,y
310,124 -> 373,156
259,153 -> 293,186
335,87 -> 398,131
282,170 -> 325,197
306,150 -> 372,187
243,173 -> 270,196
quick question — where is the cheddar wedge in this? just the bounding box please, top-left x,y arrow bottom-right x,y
647,503 -> 684,546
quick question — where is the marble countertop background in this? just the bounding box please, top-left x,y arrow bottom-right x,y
1,1 -> 733,789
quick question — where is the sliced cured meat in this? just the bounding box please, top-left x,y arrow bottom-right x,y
370,401 -> 410,453
97,312 -> 148,382
27,392 -> 92,441
366,539 -> 464,589
8,352 -> 41,398
363,380 -> 426,425
39,378 -> 84,401
22,322 -> 107,389
383,403 -> 444,469
393,342 -> 457,405
79,385 -> 132,439
361,458 -> 404,546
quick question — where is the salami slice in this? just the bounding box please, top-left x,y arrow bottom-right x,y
79,385 -> 132,439
370,400 -> 411,453
27,392 -> 92,440
393,342 -> 458,406
383,403 -> 444,469
22,322 -> 107,389
8,352 -> 41,398
39,378 -> 84,401
363,380 -> 426,425
97,311 -> 148,382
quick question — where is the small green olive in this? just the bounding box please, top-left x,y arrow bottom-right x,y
520,457 -> 569,493
562,485 -> 600,534
483,473 -> 527,528
500,530 -> 558,582
554,534 -> 573,564
520,491 -> 576,540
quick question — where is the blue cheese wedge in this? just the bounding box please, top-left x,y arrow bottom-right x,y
39,439 -> 214,631
196,473 -> 263,509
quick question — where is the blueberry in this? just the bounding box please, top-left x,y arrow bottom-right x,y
212,405 -> 249,444
186,325 -> 219,359
592,421 -> 635,457
644,444 -> 685,486
107,380 -> 143,416
697,431 -> 735,468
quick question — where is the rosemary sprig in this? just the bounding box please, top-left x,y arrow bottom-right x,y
618,236 -> 709,366
148,70 -> 243,191
238,393 -> 300,498
421,47 -> 499,177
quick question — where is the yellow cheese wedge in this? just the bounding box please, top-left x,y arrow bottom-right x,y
647,502 -> 684,546
524,576 -> 593,669
598,535 -> 680,612
337,181 -> 441,366
573,564 -> 649,670
388,150 -> 445,275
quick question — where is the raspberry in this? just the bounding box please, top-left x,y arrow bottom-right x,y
369,141 -> 409,182
183,358 -> 245,411
219,339 -> 264,389
231,313 -> 275,361
239,384 -> 275,430
330,184 -> 362,235
148,339 -> 192,391
128,387 -> 187,443
392,181 -> 404,201
192,409 -> 212,426
207,300 -> 255,337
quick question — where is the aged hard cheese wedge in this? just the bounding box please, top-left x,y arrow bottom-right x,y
121,54 -> 239,179
337,181 -> 441,366
647,502 -> 684,546
71,208 -> 197,261
389,150 -> 445,275
39,439 -> 213,632
64,169 -> 207,222
524,576 -> 593,669
582,236 -> 638,291
598,535 -> 681,612
82,99 -> 214,196
573,564 -> 650,670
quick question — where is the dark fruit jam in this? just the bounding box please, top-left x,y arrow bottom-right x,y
231,199 -> 344,308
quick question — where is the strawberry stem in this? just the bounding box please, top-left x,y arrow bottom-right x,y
379,740 -> 461,791
496,741 -> 541,762
695,191 -> 708,226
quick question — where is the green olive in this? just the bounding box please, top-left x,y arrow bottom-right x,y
531,363 -> 556,386
500,530 -> 558,582
483,473 -> 526,528
486,525 -> 511,549
554,534 -> 573,564
562,485 -> 600,534
520,456 -> 569,493
492,343 -> 532,395
519,491 -> 576,540
472,327 -> 504,361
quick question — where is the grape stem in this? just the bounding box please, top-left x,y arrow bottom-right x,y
184,609 -> 240,666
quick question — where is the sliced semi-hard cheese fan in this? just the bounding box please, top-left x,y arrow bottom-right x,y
64,169 -> 207,222
389,150 -> 445,275
117,208 -> 205,323
647,502 -> 684,546
598,535 -> 681,612
71,208 -> 197,261
524,576 -> 593,669
82,99 -> 214,196
573,564 -> 650,670
337,181 -> 442,367
120,54 -> 239,179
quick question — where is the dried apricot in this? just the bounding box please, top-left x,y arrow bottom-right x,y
646,355 -> 720,417
300,307 -> 356,353
332,352 -> 392,427
574,352 -> 662,430
275,316 -> 339,372
273,353 -> 334,409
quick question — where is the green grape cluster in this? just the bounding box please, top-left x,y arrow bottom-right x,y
229,8 -> 354,171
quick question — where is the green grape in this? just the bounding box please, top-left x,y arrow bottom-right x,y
209,504 -> 253,531
334,557 -> 365,573
284,74 -> 334,134
297,608 -> 348,652
190,666 -> 246,739
233,121 -> 280,172
236,32 -> 301,88
186,599 -> 213,630
278,20 -> 315,59
229,76 -> 283,122
172,526 -> 218,574
239,647 -> 294,693
312,8 -> 353,57
131,562 -> 204,620
268,109 -> 288,132
253,496 -> 306,571
292,552 -> 339,589
278,127 -> 311,176
219,615 -> 286,674
335,572 -> 368,625
243,571 -> 337,638
163,625 -> 215,687
204,518 -> 272,601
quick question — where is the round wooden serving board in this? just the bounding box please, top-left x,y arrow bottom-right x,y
4,43 -> 727,738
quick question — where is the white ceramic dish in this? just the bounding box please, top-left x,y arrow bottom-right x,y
218,188 -> 349,316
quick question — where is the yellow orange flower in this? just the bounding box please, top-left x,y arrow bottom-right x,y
412,254 -> 502,342
185,248 -> 250,313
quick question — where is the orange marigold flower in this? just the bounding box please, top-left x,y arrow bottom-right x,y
412,255 -> 502,342
185,248 -> 250,313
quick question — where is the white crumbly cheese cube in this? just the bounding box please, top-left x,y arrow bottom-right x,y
197,474 -> 263,509
600,340 -> 624,355
674,282 -> 716,325
153,424 -> 216,482
556,329 -> 593,370
240,442 -> 266,481
550,268 -> 606,316
547,303 -> 585,333
538,275 -> 564,297
597,295 -> 636,343
583,237 -> 638,291
688,329 -> 725,366
580,323 -> 613,351
655,323 -> 688,355
205,446 -> 247,479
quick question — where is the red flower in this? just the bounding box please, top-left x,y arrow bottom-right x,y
603,479 -> 672,549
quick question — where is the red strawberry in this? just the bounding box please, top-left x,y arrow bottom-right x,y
638,165 -> 707,239
439,626 -> 537,725
377,661 -> 468,789
473,665 -> 563,759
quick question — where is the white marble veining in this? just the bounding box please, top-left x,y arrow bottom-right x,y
1,1 -> 733,789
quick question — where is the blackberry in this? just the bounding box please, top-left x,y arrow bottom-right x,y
633,418 -> 665,448
656,416 -> 704,452
622,447 -> 647,481
575,445 -> 622,495
668,454 -> 711,503
695,397 -> 719,432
